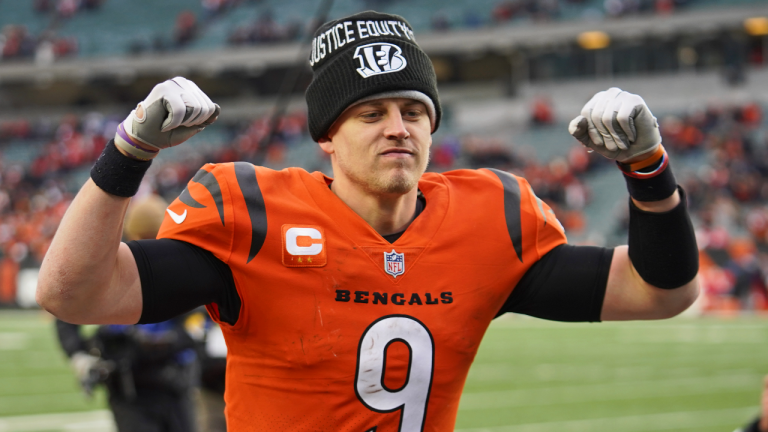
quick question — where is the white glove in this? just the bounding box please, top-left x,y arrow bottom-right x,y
568,87 -> 661,163
115,76 -> 220,160
70,351 -> 114,396
70,351 -> 100,382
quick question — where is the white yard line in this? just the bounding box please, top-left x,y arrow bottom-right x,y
459,373 -> 762,410
0,333 -> 28,351
456,406 -> 758,432
0,411 -> 114,432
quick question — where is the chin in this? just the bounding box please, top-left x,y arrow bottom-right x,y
377,171 -> 420,195
344,161 -> 424,195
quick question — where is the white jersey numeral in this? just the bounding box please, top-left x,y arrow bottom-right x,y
355,315 -> 434,432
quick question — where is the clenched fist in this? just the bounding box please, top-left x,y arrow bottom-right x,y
115,77 -> 220,160
569,87 -> 660,164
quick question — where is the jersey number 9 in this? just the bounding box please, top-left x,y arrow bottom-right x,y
355,315 -> 435,432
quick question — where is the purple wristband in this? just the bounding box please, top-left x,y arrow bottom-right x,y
117,123 -> 159,155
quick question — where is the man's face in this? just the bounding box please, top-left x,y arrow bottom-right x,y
320,98 -> 432,196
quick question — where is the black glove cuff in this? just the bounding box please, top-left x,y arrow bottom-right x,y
90,139 -> 152,197
628,186 -> 698,289
621,156 -> 677,202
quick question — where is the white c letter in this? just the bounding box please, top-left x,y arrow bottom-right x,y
285,227 -> 323,256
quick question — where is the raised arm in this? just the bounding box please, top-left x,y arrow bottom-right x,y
569,88 -> 699,321
37,77 -> 220,325
38,180 -> 141,324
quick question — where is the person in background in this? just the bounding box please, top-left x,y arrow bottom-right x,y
55,194 -> 200,432
186,307 -> 228,432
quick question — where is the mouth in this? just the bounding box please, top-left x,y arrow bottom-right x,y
380,148 -> 415,158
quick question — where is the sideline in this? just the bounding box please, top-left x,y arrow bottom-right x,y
455,406 -> 757,432
0,410 -> 114,432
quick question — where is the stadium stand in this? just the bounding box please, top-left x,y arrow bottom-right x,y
2,89 -> 768,313
2,0 -> 766,59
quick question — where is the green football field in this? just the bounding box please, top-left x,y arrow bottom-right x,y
0,310 -> 766,432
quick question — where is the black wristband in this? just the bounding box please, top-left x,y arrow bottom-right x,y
628,186 -> 698,289
622,157 -> 678,202
90,139 -> 152,197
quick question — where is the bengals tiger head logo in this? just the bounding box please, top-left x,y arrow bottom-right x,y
353,42 -> 407,78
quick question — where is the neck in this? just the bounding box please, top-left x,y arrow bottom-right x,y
330,177 -> 418,237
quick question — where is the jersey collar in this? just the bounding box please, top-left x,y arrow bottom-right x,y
302,171 -> 449,247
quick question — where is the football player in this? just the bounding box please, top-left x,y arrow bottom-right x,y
38,11 -> 699,432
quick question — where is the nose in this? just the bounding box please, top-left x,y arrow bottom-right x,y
383,108 -> 410,141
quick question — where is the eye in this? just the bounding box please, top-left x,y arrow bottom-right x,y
359,111 -> 382,121
403,109 -> 423,120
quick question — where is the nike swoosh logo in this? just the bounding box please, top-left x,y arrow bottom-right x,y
166,208 -> 187,224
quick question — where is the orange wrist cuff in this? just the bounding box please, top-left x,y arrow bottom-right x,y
617,144 -> 665,173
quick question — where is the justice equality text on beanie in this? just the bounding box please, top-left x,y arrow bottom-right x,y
305,11 -> 442,142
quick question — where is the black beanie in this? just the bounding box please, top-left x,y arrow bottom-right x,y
305,11 -> 442,142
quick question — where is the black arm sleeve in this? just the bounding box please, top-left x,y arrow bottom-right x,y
496,244 -> 613,322
55,320 -> 85,357
127,239 -> 241,326
628,187 -> 698,289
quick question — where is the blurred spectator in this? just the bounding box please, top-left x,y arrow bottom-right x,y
34,0 -> 54,14
0,248 -> 19,306
531,0 -> 560,21
52,35 -> 78,58
530,96 -> 555,126
202,0 -> 228,21
492,1 -> 520,23
35,38 -> 56,65
432,12 -> 451,32
35,0 -> 104,17
56,0 -> 80,19
655,0 -> 674,15
174,11 -> 199,47
228,11 -> 299,46
431,136 -> 461,170
492,0 -> 560,23
1,25 -> 37,60
724,238 -> 767,309
0,25 -> 77,62
251,11 -> 282,43
464,136 -> 518,170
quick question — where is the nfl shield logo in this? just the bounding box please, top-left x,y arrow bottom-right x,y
384,249 -> 405,278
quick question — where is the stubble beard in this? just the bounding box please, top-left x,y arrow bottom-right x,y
339,152 -> 430,196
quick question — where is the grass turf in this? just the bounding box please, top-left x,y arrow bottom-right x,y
0,310 -> 765,431
455,315 -> 768,431
0,310 -> 108,418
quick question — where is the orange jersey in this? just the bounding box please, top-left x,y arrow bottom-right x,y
158,164 -> 566,432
